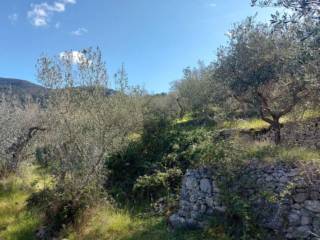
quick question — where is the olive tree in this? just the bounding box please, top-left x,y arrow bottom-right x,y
215,19 -> 312,144
172,62 -> 217,121
36,48 -> 143,229
252,0 -> 320,22
0,96 -> 41,176
252,0 -> 320,106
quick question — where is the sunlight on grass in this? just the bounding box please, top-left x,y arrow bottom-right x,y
300,109 -> 320,121
68,203 -> 222,240
222,118 -> 270,130
81,206 -> 141,240
0,164 -> 45,240
221,109 -> 320,131
128,133 -> 142,142
175,113 -> 193,124
242,141 -> 320,164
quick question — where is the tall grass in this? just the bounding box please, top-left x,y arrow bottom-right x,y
0,164 -> 44,240
242,141 -> 320,164
67,204 -> 230,240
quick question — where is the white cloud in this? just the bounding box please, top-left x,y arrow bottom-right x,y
8,13 -> 19,24
71,27 -> 88,36
59,51 -> 90,65
28,0 -> 76,27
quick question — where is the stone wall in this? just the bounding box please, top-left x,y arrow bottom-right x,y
169,168 -> 225,229
169,163 -> 320,239
218,118 -> 320,149
255,118 -> 320,149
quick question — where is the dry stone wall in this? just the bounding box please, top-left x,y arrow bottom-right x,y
219,118 -> 320,149
250,118 -> 320,149
169,163 -> 320,239
169,168 -> 225,229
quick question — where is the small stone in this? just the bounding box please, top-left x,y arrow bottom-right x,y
292,203 -> 302,209
265,176 -> 273,182
313,217 -> 320,235
36,226 -> 47,240
310,191 -> 320,200
186,177 -> 198,190
287,225 -> 311,239
288,213 -> 300,226
169,214 -> 186,229
212,181 -> 220,193
205,197 -> 214,208
190,194 -> 197,203
301,215 -> 311,225
304,201 -> 320,213
186,219 -> 199,229
200,204 -> 207,213
214,205 -> 226,212
190,211 -> 200,220
287,169 -> 300,177
192,204 -> 200,211
293,193 -> 308,203
296,188 -> 307,193
200,179 -> 211,193
279,176 -> 289,183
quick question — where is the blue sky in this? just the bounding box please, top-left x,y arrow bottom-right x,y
0,0 -> 275,93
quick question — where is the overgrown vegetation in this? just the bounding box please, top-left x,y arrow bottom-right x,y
0,1 -> 319,239
0,164 -> 43,240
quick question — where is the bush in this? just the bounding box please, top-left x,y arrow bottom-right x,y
105,117 -> 214,203
133,168 -> 183,200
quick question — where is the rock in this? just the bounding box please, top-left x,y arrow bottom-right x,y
304,201 -> 320,213
169,214 -> 186,229
279,176 -> 289,183
171,163 -> 320,237
301,215 -> 311,225
190,211 -> 200,219
206,197 -> 214,208
293,193 -> 308,203
287,169 -> 300,177
186,177 -> 198,190
200,179 -> 212,193
286,226 -> 311,239
215,205 -> 226,212
185,219 -> 199,229
200,204 -> 207,213
288,212 -> 300,226
293,226 -> 312,239
312,217 -> 320,235
265,176 -> 273,182
35,226 -> 48,240
296,188 -> 307,193
292,203 -> 302,209
190,194 -> 197,203
310,191 -> 320,200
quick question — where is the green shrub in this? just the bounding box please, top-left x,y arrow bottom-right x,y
133,168 -> 183,200
105,117 -> 215,203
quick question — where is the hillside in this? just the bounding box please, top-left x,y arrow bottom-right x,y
0,78 -> 47,104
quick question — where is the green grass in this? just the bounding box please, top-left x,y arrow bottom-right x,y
67,204 -> 230,240
222,118 -> 269,130
175,113 -> 194,124
0,164 -> 226,240
242,141 -> 320,164
221,109 -> 320,131
0,164 -> 45,240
